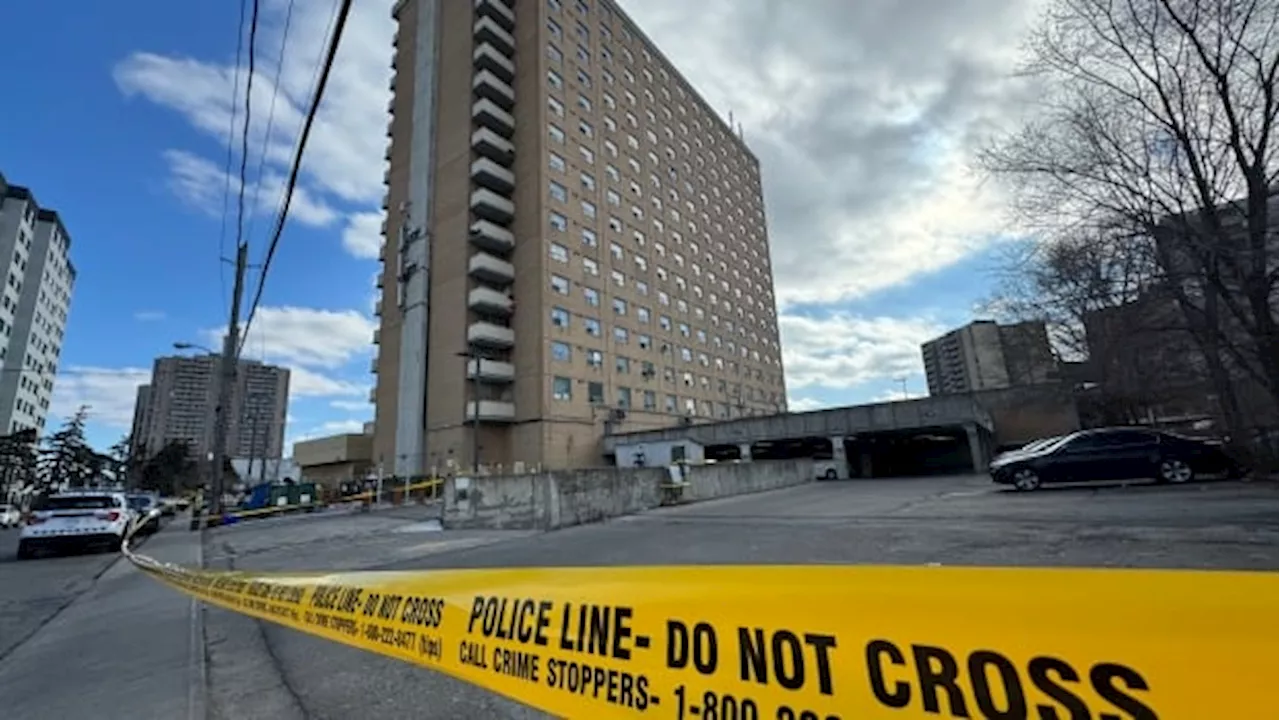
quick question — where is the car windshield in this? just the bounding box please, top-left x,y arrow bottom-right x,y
127,496 -> 154,511
1020,437 -> 1061,453
36,496 -> 117,511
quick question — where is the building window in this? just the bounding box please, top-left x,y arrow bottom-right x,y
549,243 -> 569,263
553,376 -> 572,401
616,356 -> 631,373
549,211 -> 567,231
583,286 -> 600,306
551,307 -> 570,327
548,69 -> 564,90
616,387 -> 632,409
549,152 -> 566,172
612,298 -> 628,315
550,181 -> 568,203
584,318 -> 601,336
549,124 -> 565,144
551,342 -> 572,362
550,274 -> 570,294
581,228 -> 598,247
588,382 -> 605,404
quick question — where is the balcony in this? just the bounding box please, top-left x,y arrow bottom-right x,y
466,358 -> 516,383
469,219 -> 515,253
387,95 -> 395,113
383,168 -> 390,186
389,73 -> 396,91
467,321 -> 515,349
381,192 -> 390,210
370,356 -> 378,373
470,157 -> 514,194
466,400 -> 516,423
468,252 -> 515,284
474,0 -> 515,32
469,187 -> 514,225
386,117 -> 394,137
468,286 -> 514,315
471,127 -> 514,166
368,386 -> 377,403
473,42 -> 515,83
380,218 -> 388,236
373,328 -> 381,344
471,98 -> 515,138
375,299 -> 383,316
472,70 -> 515,111
473,16 -> 515,56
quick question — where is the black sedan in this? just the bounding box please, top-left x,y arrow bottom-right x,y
989,428 -> 1239,491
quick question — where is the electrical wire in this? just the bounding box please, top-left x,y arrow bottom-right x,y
232,0 -> 263,262
244,0 -> 298,247
216,0 -> 251,310
237,0 -> 354,359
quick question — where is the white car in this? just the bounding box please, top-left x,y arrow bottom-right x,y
17,492 -> 132,559
0,504 -> 20,529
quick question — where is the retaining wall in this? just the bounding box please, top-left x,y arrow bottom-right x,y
442,459 -> 813,530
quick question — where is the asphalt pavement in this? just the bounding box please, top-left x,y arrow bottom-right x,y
0,517 -> 204,720
201,474 -> 1278,719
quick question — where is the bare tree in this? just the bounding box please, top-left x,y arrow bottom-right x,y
979,0 -> 1278,447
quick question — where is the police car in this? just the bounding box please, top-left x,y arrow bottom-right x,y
17,491 -> 133,559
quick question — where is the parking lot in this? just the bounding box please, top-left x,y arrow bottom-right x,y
203,473 -> 1276,719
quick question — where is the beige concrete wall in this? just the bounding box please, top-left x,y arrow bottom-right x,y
293,433 -> 373,467
442,458 -> 812,530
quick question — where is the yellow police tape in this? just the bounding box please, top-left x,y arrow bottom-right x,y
124,544 -> 1276,719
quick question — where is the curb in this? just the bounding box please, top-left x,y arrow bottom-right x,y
188,517 -> 209,720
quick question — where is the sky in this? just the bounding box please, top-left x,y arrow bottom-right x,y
0,0 -> 1042,452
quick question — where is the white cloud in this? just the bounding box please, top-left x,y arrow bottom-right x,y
330,399 -> 370,411
870,388 -> 929,403
163,149 -> 338,227
134,310 -> 166,322
290,367 -> 367,398
205,305 -> 375,369
780,314 -> 944,390
50,367 -> 151,430
341,211 -> 384,259
787,396 -> 828,412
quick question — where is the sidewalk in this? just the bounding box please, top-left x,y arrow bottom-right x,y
0,523 -> 205,720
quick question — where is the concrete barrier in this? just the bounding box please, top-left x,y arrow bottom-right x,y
442,459 -> 813,530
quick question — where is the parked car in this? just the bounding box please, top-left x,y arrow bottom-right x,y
18,492 -> 133,559
989,427 -> 1239,491
0,504 -> 20,529
126,494 -> 163,535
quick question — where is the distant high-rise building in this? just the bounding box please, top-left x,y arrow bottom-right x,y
922,320 -> 1056,396
131,354 -> 290,462
0,174 -> 76,436
371,0 -> 787,475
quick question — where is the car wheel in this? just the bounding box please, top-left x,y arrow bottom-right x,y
823,468 -> 838,480
1158,457 -> 1194,484
1011,467 -> 1042,491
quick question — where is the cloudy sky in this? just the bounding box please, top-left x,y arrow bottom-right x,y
2,0 -> 1041,449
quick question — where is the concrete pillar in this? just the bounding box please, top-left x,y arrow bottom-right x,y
737,443 -> 753,462
829,435 -> 850,479
965,424 -> 987,474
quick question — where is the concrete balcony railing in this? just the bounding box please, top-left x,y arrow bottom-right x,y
370,356 -> 378,374
467,400 -> 516,422
466,358 -> 516,383
473,42 -> 515,83
472,98 -> 515,138
467,286 -> 514,315
467,321 -> 515,349
469,219 -> 515,254
474,0 -> 515,32
468,251 -> 515,284
469,187 -> 514,225
471,127 -> 514,166
368,386 -> 376,403
473,16 -> 515,56
472,70 -> 515,111
470,157 -> 514,194
372,328 -> 381,344
375,299 -> 383,316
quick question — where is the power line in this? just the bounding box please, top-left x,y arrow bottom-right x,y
238,0 -> 354,358
216,0 -> 251,310
232,0 -> 263,259
245,0 -> 298,247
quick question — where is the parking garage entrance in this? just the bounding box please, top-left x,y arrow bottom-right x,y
703,425 -> 978,479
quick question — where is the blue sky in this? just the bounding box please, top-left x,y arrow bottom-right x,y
1,0 -> 1022,453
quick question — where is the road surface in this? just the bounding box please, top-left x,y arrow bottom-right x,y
200,474 -> 1278,719
0,519 -> 204,720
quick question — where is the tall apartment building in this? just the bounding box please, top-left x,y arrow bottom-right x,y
921,320 -> 1056,396
131,354 -> 290,462
0,175 -> 75,436
372,0 -> 786,476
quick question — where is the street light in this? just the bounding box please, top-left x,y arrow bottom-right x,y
173,342 -> 216,354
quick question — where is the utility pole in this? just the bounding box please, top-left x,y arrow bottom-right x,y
210,243 -> 249,519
